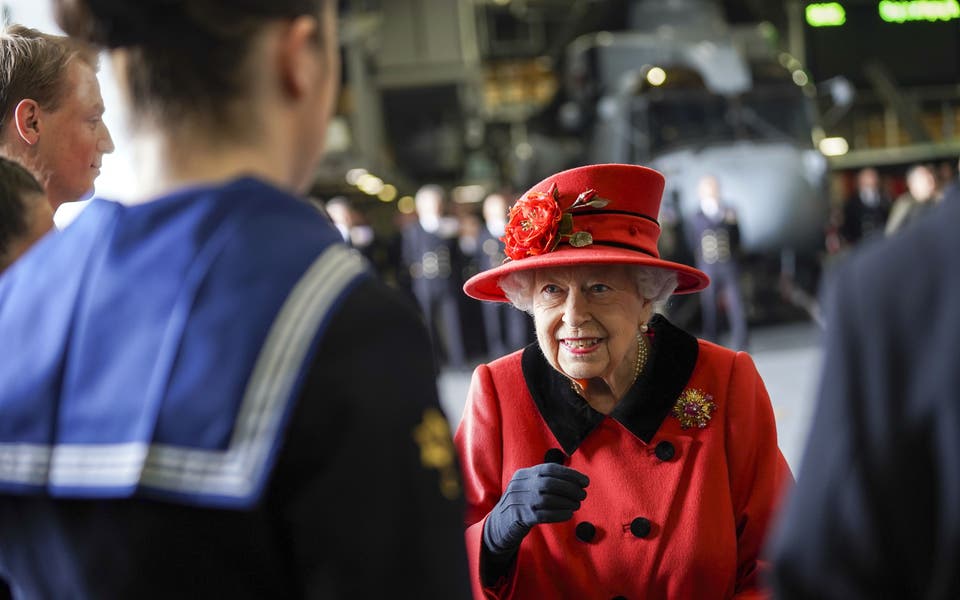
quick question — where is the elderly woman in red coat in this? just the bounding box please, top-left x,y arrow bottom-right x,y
456,163 -> 792,600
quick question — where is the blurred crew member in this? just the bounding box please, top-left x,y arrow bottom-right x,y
0,2 -> 469,597
401,183 -> 467,368
769,177 -> 960,599
840,167 -> 890,246
686,175 -> 748,350
886,164 -> 940,235
323,195 -> 354,245
477,191 -> 530,358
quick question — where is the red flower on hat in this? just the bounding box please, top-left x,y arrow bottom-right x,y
501,183 -> 609,261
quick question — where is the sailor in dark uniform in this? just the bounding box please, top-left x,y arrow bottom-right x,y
685,175 -> 748,350
401,184 -> 467,368
0,2 -> 469,598
476,192 -> 531,358
770,184 -> 960,599
839,167 -> 890,246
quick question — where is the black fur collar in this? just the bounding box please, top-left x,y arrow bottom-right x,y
520,314 -> 699,454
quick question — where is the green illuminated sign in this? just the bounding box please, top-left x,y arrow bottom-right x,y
806,3 -> 847,27
879,0 -> 960,22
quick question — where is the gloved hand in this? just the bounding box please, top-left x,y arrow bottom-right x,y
482,463 -> 589,555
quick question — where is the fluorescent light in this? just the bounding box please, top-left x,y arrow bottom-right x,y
818,136 -> 849,157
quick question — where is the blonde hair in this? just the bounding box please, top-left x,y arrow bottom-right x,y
0,25 -> 98,135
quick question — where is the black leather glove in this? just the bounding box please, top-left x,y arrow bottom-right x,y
482,463 -> 589,555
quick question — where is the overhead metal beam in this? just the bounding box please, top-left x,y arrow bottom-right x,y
864,60 -> 933,143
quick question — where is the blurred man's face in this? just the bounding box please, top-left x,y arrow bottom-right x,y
698,176 -> 719,200
35,60 -> 114,209
908,168 -> 936,201
483,194 -> 508,224
416,190 -> 441,218
698,177 -> 721,216
326,202 -> 352,227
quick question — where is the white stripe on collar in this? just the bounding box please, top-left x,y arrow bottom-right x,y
0,244 -> 366,501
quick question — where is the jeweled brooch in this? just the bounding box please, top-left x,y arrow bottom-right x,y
672,388 -> 717,429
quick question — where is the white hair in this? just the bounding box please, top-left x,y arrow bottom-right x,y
498,264 -> 679,313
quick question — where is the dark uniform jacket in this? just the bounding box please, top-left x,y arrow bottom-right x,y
0,178 -> 470,599
686,209 -> 741,271
769,188 -> 960,599
840,189 -> 890,244
401,221 -> 459,296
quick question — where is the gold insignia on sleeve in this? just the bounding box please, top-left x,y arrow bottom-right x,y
672,388 -> 717,429
413,407 -> 461,500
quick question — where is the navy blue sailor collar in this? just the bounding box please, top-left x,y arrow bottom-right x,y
521,314 -> 700,454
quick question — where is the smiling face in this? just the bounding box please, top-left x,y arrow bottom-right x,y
531,265 -> 655,393
35,59 -> 114,207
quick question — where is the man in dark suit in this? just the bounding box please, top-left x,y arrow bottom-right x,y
401,184 -> 467,368
474,192 -> 531,359
685,174 -> 748,350
839,166 -> 890,246
768,185 -> 960,598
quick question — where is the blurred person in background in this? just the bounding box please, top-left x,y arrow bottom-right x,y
454,209 -> 488,360
389,209 -> 418,294
457,164 -> 791,599
839,167 -> 890,247
0,25 -> 114,210
686,174 -> 748,350
0,156 -> 51,273
457,209 -> 483,270
656,185 -> 700,329
768,175 -> 960,599
322,194 -> 393,284
885,163 -> 940,235
476,190 -> 531,359
935,158 -> 957,197
941,156 -> 960,201
323,195 -> 354,245
401,183 -> 467,368
0,1 -> 469,598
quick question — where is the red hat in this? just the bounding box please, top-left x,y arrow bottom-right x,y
463,163 -> 709,302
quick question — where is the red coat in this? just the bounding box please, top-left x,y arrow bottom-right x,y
455,316 -> 792,600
